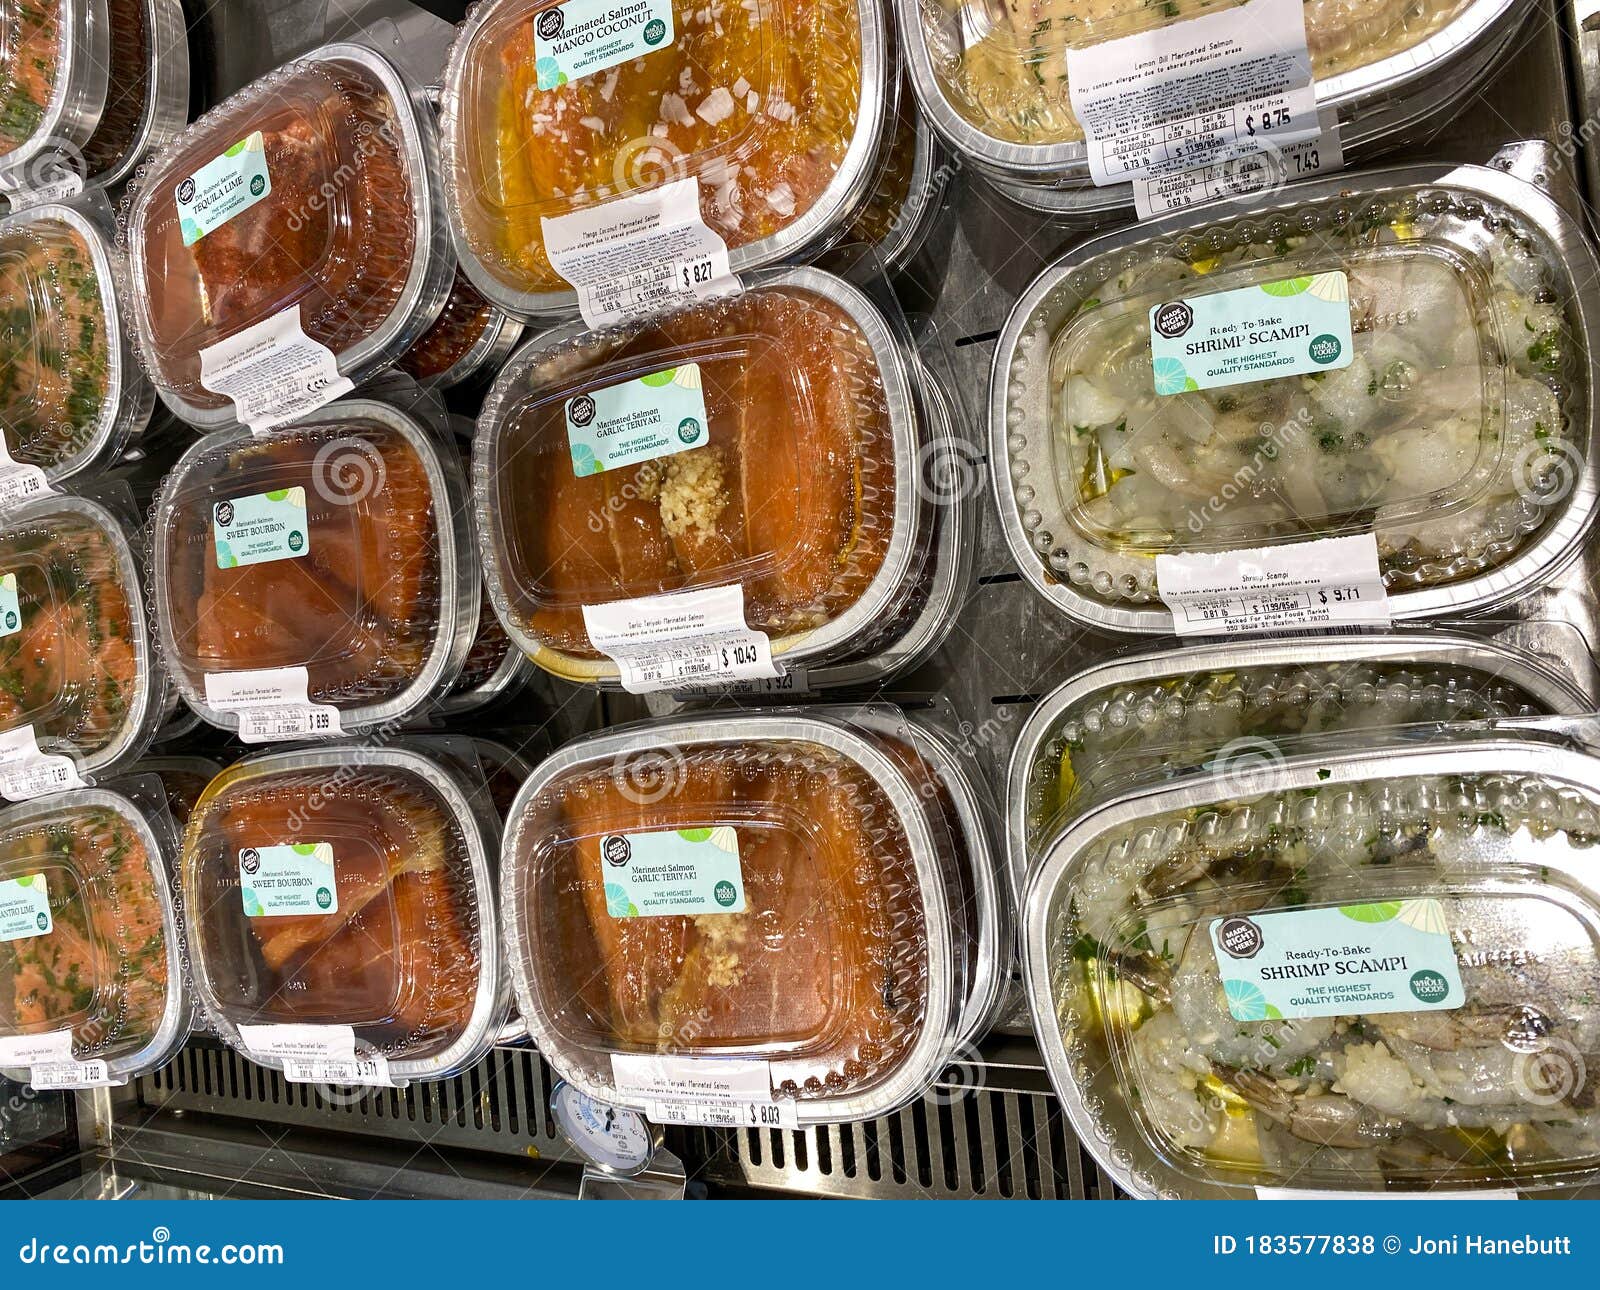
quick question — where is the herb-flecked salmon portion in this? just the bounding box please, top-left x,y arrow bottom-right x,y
0,0 -> 62,159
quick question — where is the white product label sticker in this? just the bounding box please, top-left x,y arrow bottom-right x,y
282,1055 -> 395,1087
29,1060 -> 125,1090
0,725 -> 86,802
239,842 -> 337,918
0,1028 -> 74,1066
1148,271 -> 1352,395
6,169 -> 84,211
1156,534 -> 1390,637
582,583 -> 777,695
533,0 -> 674,87
0,437 -> 52,508
1133,111 -> 1343,219
565,363 -> 709,476
237,1022 -> 357,1062
203,666 -> 343,744
1066,0 -> 1318,187
0,873 -> 49,941
672,667 -> 811,701
1258,1188 -> 1518,1200
198,305 -> 354,434
610,1053 -> 798,1130
0,573 -> 21,638
212,487 -> 311,568
177,131 -> 272,246
542,176 -> 736,329
600,827 -> 745,918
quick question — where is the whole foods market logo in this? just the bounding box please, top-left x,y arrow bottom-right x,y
536,7 -> 564,39
214,500 -> 235,527
644,17 -> 666,44
568,393 -> 597,428
249,174 -> 266,197
1409,969 -> 1451,1004
1215,915 -> 1263,959
34,911 -> 46,930
288,530 -> 305,553
602,834 -> 631,867
713,880 -> 737,908
1152,300 -> 1194,340
176,177 -> 196,205
239,847 -> 261,876
677,417 -> 702,445
1309,333 -> 1342,365
315,887 -> 333,910
3,611 -> 16,631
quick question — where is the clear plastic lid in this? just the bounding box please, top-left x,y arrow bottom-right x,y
475,267 -> 919,684
436,580 -> 534,717
994,165 -> 1600,630
181,745 -> 505,1083
398,267 -> 524,389
150,398 -> 478,735
502,713 -> 957,1124
0,787 -> 186,1081
78,0 -> 188,190
132,754 -> 224,831
1027,738 -> 1600,1197
0,202 -> 153,487
0,0 -> 107,188
0,495 -> 164,778
440,0 -> 884,314
1007,632 -> 1597,895
121,42 -> 451,428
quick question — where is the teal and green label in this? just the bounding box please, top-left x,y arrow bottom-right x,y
566,363 -> 709,477
0,873 -> 50,942
1148,270 -> 1353,395
239,843 -> 337,918
0,573 -> 21,638
213,487 -> 310,569
600,826 -> 745,918
533,0 -> 674,90
178,131 -> 272,246
1210,898 -> 1463,1021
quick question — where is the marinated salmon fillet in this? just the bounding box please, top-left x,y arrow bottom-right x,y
0,0 -> 61,158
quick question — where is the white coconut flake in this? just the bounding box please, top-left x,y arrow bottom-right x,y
659,93 -> 695,126
766,182 -> 795,218
697,87 -> 737,125
580,116 -> 607,134
732,76 -> 750,99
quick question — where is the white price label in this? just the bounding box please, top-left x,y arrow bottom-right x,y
611,1052 -> 795,1128
1157,534 -> 1391,637
1133,111 -> 1343,219
673,666 -> 810,701
0,1028 -> 74,1066
582,584 -> 778,695
543,176 -> 736,328
0,726 -> 85,802
282,1056 -> 395,1087
1067,0 -> 1319,187
646,1098 -> 798,1130
1257,1187 -> 1518,1200
198,305 -> 354,433
0,437 -> 53,509
237,1022 -> 356,1062
30,1060 -> 125,1090
204,667 -> 343,743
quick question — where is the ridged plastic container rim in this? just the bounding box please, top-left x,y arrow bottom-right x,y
0,201 -> 154,487
151,397 -> 479,735
0,786 -> 188,1083
474,264 -> 924,686
3,493 -> 164,778
185,745 -> 507,1083
426,305 -> 525,391
123,41 -> 452,430
438,0 -> 889,319
435,632 -> 536,718
500,712 -> 959,1126
988,163 -> 1600,634
0,0 -> 109,190
1003,630 -> 1599,904
84,0 -> 190,192
1020,735 -> 1600,1199
899,0 -> 1532,182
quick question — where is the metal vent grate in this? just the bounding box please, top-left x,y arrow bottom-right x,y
133,1042 -> 1115,1199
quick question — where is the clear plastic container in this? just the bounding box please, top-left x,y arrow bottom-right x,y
132,753 -> 224,831
398,267 -> 523,389
439,0 -> 886,316
0,787 -> 186,1083
181,745 -> 506,1084
1005,631 -> 1598,900
992,164 -> 1600,632
501,712 -> 960,1124
150,397 -> 478,736
435,581 -> 535,718
475,267 -> 920,687
0,201 -> 153,489
0,495 -> 165,781
901,0 -> 1527,185
78,0 -> 188,190
121,42 -> 451,428
1025,735 -> 1600,1197
0,0 -> 107,189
